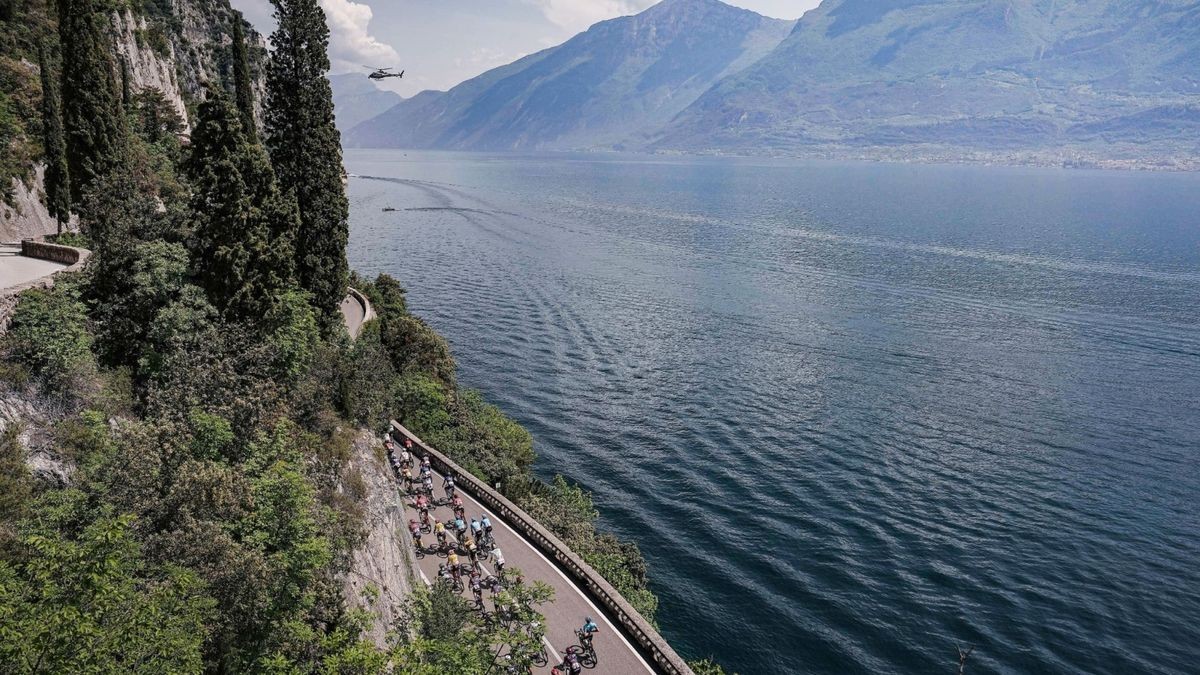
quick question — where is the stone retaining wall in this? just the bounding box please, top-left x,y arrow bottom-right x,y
21,239 -> 84,265
390,420 -> 695,675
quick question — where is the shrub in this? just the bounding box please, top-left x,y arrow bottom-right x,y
3,279 -> 95,393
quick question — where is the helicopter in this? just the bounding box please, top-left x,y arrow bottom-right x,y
366,66 -> 404,81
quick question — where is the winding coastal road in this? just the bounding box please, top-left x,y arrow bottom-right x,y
388,447 -> 655,674
0,244 -> 67,290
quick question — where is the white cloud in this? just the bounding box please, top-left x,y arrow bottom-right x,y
318,0 -> 400,72
523,0 -> 657,32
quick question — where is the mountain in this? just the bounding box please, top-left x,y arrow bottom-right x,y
329,73 -> 403,133
344,0 -> 794,151
653,0 -> 1200,166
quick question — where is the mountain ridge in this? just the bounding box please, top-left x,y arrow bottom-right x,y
344,0 -> 794,151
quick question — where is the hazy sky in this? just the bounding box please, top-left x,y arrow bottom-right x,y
231,0 -> 821,96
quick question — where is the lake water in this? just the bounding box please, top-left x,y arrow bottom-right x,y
343,150 -> 1200,674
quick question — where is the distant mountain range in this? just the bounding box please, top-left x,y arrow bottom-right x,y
343,0 -> 793,151
329,73 -> 403,133
343,0 -> 1200,168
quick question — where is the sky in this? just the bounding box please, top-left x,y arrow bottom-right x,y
230,0 -> 822,97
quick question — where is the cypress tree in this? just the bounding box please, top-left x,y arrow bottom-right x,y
264,0 -> 349,325
57,0 -> 128,210
38,39 -> 71,230
187,88 -> 297,323
231,16 -> 257,143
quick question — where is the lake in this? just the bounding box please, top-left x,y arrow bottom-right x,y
343,150 -> 1200,674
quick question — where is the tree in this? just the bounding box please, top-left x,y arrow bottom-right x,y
37,39 -> 70,228
0,509 -> 212,674
186,89 -> 296,322
57,0 -> 128,209
3,278 -> 95,393
230,16 -> 257,143
264,0 -> 349,324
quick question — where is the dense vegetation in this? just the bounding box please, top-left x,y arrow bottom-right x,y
0,0 -> 677,671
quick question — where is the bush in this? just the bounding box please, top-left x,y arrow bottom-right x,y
3,279 -> 96,393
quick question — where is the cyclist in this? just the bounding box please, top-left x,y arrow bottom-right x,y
577,616 -> 598,653
434,518 -> 447,544
437,563 -> 451,584
442,474 -> 456,498
454,516 -> 468,538
421,454 -> 431,471
408,519 -> 422,547
561,646 -> 583,675
492,546 -> 505,575
421,475 -> 433,495
481,514 -> 493,536
463,537 -> 480,565
469,571 -> 483,605
470,517 -> 483,541
447,550 -> 461,573
451,495 -> 465,520
400,465 -> 413,491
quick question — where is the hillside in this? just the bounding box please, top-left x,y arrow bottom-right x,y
329,72 -> 402,133
653,0 -> 1200,167
0,0 -> 269,240
345,0 -> 794,151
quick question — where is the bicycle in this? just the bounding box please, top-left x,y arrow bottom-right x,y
574,629 -> 597,667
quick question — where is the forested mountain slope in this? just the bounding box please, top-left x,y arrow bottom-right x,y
654,0 -> 1200,166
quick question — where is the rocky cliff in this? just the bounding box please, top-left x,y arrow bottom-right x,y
0,0 -> 268,241
341,429 -> 419,648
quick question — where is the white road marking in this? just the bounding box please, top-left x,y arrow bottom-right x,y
542,636 -> 562,665
418,568 -> 431,587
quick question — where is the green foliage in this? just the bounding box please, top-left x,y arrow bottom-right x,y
0,508 -> 213,673
38,39 -> 70,223
425,389 -> 535,490
381,314 -> 456,388
58,0 -> 129,210
3,278 -> 95,393
690,657 -> 733,674
186,88 -> 297,323
339,321 -> 396,429
392,373 -> 451,436
0,424 -> 32,548
395,577 -> 553,674
187,409 -> 235,461
265,0 -> 349,323
91,239 -> 190,368
230,16 -> 257,143
263,289 -> 321,382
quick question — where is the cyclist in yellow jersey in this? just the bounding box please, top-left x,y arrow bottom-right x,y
447,550 -> 459,568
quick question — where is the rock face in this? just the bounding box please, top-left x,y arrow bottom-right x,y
0,384 -> 76,487
0,0 -> 268,241
341,429 -> 419,648
345,0 -> 794,151
0,165 -> 61,242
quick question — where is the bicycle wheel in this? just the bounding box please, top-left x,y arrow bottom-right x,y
582,648 -> 597,668
452,579 -> 464,593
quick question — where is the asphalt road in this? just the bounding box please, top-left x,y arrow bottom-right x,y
0,246 -> 66,290
393,461 -> 654,674
340,293 -> 367,338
